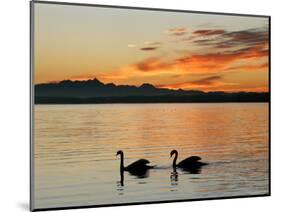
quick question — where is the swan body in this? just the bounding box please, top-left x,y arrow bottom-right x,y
116,150 -> 153,176
170,150 -> 207,170
124,159 -> 152,171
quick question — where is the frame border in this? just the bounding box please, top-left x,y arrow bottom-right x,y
30,1 -> 35,211
30,1 -> 271,211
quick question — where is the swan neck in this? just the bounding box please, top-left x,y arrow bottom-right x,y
120,152 -> 124,171
173,152 -> 178,168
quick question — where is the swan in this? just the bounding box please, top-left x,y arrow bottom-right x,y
170,150 -> 207,171
116,150 -> 154,177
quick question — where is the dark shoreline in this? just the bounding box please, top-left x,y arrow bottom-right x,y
35,93 -> 269,104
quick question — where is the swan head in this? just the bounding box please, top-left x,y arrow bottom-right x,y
170,150 -> 178,158
116,150 -> 123,156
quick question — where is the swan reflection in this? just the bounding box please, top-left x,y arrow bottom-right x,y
170,170 -> 178,185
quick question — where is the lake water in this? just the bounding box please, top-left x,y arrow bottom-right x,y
33,103 -> 269,209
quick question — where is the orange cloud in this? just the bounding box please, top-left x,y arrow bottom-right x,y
140,47 -> 158,51
226,62 -> 268,72
188,75 -> 223,85
157,75 -> 230,90
168,27 -> 187,36
133,43 -> 268,75
192,28 -> 268,50
139,41 -> 162,51
157,79 -> 267,92
135,57 -> 172,72
193,29 -> 226,36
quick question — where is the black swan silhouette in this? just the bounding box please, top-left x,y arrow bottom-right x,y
116,150 -> 154,177
170,150 -> 207,173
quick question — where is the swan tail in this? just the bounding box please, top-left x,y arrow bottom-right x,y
200,161 -> 208,166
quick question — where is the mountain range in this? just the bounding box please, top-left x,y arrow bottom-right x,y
35,78 -> 269,104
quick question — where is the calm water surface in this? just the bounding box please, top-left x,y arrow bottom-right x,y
34,103 -> 269,209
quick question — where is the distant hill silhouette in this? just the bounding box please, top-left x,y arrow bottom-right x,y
35,78 -> 269,104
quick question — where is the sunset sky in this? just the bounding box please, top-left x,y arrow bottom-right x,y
34,3 -> 269,92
